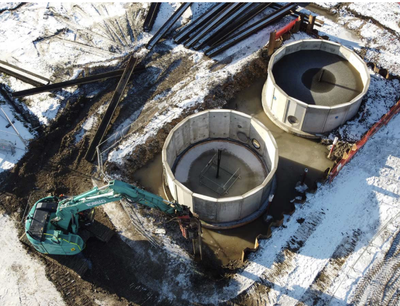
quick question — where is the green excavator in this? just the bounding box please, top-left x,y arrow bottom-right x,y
25,180 -> 199,256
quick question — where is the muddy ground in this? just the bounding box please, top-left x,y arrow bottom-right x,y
1,2 -> 396,305
0,27 -> 268,304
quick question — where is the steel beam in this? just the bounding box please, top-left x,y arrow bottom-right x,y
12,66 -> 145,98
85,56 -> 139,162
173,3 -> 226,44
146,3 -> 192,50
0,60 -> 50,87
205,3 -> 296,57
143,3 -> 161,32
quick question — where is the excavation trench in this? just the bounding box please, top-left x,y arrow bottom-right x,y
132,77 -> 334,268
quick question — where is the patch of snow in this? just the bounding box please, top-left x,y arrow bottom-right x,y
0,2 -> 146,125
0,98 -> 35,173
0,214 -> 65,305
332,74 -> 400,141
347,2 -> 400,33
295,183 -> 308,193
74,114 -> 97,143
315,3 -> 340,10
220,111 -> 400,305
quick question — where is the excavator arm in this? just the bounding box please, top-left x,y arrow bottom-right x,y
52,180 -> 184,233
25,180 -> 199,256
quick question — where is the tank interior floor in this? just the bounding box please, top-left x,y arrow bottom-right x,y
174,140 -> 267,198
273,50 -> 363,106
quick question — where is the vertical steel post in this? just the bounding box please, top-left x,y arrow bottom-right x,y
328,137 -> 339,159
216,149 -> 222,178
301,168 -> 309,185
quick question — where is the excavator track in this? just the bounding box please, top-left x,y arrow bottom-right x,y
84,220 -> 115,243
19,233 -> 90,276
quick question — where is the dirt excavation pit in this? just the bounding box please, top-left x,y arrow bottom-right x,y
162,109 -> 278,229
263,39 -> 370,137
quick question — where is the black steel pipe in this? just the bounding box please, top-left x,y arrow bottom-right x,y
205,3 -> 296,57
206,3 -> 272,49
193,3 -> 253,50
85,56 -> 139,162
0,60 -> 50,83
184,3 -> 242,48
173,3 -> 227,44
216,149 -> 222,179
146,2 -> 192,50
143,3 -> 161,32
12,66 -> 145,98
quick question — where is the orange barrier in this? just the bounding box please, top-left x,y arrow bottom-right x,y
329,99 -> 400,182
276,18 -> 298,38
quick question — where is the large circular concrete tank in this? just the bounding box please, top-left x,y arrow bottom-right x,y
162,110 -> 278,229
262,39 -> 370,137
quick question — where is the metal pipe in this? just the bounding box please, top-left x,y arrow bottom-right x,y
143,3 -> 161,32
12,67 -> 145,98
216,149 -> 222,178
205,3 -> 296,57
205,3 -> 272,49
301,168 -> 309,185
146,2 -> 192,50
184,3 -> 242,48
174,3 -> 226,43
85,56 -> 139,161
0,60 -> 50,83
193,3 -> 253,50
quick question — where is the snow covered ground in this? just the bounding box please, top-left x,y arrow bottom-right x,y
0,94 -> 34,173
1,2 -> 400,305
220,111 -> 400,305
317,2 -> 400,76
0,214 -> 65,306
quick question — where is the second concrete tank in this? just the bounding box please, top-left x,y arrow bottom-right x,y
262,39 -> 370,137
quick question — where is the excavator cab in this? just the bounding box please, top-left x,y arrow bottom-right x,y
78,208 -> 95,227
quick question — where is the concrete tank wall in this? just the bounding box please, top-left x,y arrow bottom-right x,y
262,39 -> 370,137
162,110 -> 278,227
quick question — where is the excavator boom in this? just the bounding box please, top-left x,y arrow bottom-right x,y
25,180 -> 197,255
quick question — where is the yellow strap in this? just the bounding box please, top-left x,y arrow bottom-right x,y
43,233 -> 82,250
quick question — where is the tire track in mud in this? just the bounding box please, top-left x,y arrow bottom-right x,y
46,262 -> 93,306
351,228 -> 400,306
296,229 -> 362,306
232,211 -> 326,305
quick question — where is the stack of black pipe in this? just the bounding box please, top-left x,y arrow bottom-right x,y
173,3 -> 297,57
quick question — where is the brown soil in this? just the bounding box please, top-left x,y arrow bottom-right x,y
0,45 -> 268,306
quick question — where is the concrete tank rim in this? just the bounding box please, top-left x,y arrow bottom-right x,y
267,39 -> 370,109
162,109 -> 278,203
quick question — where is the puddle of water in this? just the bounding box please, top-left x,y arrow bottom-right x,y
133,78 -> 334,266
